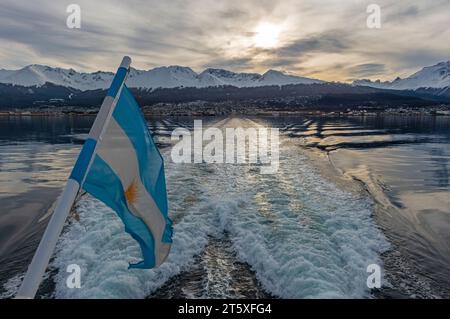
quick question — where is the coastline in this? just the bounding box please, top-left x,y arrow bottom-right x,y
1,103 -> 450,118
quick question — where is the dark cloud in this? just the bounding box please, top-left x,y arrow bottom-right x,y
395,50 -> 449,68
0,0 -> 449,82
364,48 -> 450,73
263,57 -> 301,68
400,5 -> 420,17
386,5 -> 420,22
0,2 -> 126,69
202,57 -> 255,71
277,31 -> 353,58
219,9 -> 247,20
347,63 -> 386,77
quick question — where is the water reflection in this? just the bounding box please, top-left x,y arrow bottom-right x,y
273,114 -> 450,295
0,114 -> 449,298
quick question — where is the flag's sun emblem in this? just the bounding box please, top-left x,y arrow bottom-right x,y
125,178 -> 139,205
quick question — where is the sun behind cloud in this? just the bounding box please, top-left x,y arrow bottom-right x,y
252,22 -> 282,49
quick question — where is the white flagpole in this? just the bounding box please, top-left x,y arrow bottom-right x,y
16,56 -> 132,299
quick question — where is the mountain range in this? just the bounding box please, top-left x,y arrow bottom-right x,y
0,65 -> 323,91
1,61 -> 450,92
353,61 -> 450,90
0,61 -> 450,111
1,60 -> 448,92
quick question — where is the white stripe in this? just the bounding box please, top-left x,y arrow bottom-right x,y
96,118 -> 169,265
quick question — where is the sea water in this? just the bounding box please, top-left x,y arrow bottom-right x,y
0,114 -> 449,298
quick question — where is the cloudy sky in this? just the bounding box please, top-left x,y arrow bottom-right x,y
0,0 -> 449,82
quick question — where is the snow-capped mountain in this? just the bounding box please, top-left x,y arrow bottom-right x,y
258,70 -> 322,86
2,60 -> 450,92
197,68 -> 262,87
0,64 -> 114,91
0,64 -> 323,91
127,66 -> 198,89
196,68 -> 325,87
354,61 -> 450,90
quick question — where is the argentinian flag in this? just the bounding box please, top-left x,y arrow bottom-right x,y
69,66 -> 172,269
16,58 -> 172,300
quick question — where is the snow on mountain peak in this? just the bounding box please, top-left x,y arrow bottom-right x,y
353,61 -> 450,90
198,68 -> 262,87
2,60 -> 450,92
261,69 -> 324,86
0,64 -> 323,91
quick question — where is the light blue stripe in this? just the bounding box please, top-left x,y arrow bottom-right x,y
112,86 -> 173,243
83,155 -> 156,269
107,67 -> 128,98
69,138 -> 97,184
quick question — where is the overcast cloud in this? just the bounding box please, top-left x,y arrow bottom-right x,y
0,0 -> 449,82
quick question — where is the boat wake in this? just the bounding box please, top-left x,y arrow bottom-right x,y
2,117 -> 389,298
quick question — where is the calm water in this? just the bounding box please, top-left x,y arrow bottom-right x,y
0,114 -> 449,298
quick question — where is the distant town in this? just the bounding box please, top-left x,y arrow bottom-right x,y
1,101 -> 449,117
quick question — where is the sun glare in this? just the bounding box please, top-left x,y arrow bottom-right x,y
252,23 -> 281,49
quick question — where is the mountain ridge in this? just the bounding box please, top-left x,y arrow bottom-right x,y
2,81 -> 445,111
1,61 -> 450,92
0,64 -> 323,91
353,61 -> 450,90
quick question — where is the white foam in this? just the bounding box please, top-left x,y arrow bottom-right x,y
0,274 -> 22,299
51,157 -> 218,298
52,133 -> 388,298
209,141 -> 389,298
2,122 -> 390,299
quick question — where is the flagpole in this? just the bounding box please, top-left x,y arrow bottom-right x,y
16,56 -> 132,299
